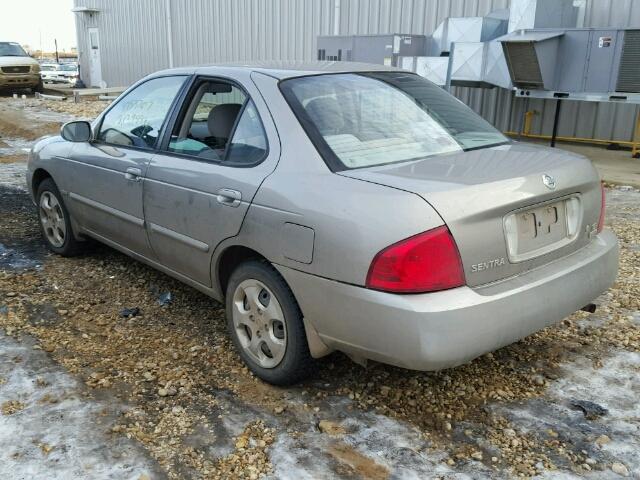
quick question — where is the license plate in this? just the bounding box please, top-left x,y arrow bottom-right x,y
504,200 -> 571,261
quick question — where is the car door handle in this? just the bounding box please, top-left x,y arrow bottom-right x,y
216,188 -> 242,207
124,167 -> 142,182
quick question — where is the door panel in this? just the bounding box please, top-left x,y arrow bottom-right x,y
65,143 -> 153,256
144,79 -> 279,286
143,159 -> 268,285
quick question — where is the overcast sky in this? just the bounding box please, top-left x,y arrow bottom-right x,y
1,0 -> 76,52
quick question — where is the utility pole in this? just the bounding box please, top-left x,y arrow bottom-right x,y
55,39 -> 59,63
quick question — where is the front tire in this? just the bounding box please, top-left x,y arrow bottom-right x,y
33,79 -> 44,94
36,178 -> 83,256
225,260 -> 315,385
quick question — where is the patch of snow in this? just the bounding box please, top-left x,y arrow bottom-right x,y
268,398 -> 489,479
0,137 -> 32,156
0,162 -> 27,191
0,333 -> 158,480
0,243 -> 42,271
491,350 -> 640,479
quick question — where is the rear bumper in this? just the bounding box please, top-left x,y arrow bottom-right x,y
277,230 -> 619,370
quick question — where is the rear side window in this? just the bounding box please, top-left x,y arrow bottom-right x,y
97,75 -> 186,149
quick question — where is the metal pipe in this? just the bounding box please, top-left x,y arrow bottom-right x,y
633,106 -> 640,158
523,110 -> 535,136
550,99 -> 562,148
444,43 -> 454,93
333,0 -> 341,35
165,0 -> 174,68
505,130 -> 640,148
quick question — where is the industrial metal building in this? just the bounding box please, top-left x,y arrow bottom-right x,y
72,0 -> 640,146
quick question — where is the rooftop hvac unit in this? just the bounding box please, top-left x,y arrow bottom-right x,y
431,16 -> 508,56
500,28 -> 640,95
316,34 -> 427,67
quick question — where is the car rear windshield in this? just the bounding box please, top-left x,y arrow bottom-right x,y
280,72 -> 508,170
0,42 -> 28,57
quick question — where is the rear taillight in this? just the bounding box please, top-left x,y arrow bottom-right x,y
597,182 -> 606,233
366,225 -> 466,293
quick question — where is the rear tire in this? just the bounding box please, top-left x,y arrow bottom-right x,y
36,178 -> 83,256
225,260 -> 315,385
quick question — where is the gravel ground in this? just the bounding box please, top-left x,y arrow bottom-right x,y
0,96 -> 638,479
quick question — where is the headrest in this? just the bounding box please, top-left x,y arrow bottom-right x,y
207,103 -> 242,139
304,96 -> 344,134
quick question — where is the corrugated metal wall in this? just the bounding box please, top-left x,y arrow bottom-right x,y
73,0 -> 640,143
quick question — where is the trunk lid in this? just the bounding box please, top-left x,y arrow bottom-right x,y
339,142 -> 602,287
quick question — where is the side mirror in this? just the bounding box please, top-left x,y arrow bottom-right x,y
61,121 -> 92,142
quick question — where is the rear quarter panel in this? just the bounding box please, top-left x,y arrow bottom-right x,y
225,71 -> 444,286
236,170 -> 445,286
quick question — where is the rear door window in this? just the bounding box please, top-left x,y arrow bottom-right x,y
97,75 -> 186,149
168,81 -> 246,161
167,80 -> 267,165
225,100 -> 268,165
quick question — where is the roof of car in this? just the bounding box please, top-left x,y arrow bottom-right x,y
154,61 -> 403,80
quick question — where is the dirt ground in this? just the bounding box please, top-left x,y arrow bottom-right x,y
0,95 -> 638,479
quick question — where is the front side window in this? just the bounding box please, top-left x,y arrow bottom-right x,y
280,72 -> 508,170
97,75 -> 186,149
0,42 -> 28,57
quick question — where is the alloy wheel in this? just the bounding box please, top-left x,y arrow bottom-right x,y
231,279 -> 287,369
39,191 -> 66,248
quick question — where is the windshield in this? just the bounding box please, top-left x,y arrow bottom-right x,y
0,42 -> 28,57
58,64 -> 77,71
280,72 -> 508,170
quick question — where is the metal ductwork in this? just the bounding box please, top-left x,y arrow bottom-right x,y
430,15 -> 508,56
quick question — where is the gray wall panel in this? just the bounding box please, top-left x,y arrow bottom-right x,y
74,0 -> 640,143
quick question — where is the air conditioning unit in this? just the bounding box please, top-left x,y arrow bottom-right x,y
500,28 -> 640,94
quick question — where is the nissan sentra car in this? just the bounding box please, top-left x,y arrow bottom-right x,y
27,62 -> 619,385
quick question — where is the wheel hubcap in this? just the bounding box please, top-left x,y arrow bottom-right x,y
39,191 -> 66,248
232,279 -> 287,369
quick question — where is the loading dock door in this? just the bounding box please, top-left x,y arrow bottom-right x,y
87,27 -> 103,87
